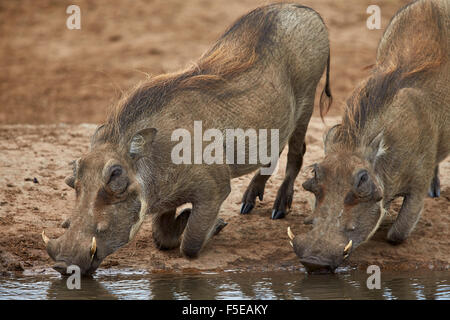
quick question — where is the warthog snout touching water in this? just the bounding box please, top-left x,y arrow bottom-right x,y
289,0 -> 449,273
42,3 -> 332,275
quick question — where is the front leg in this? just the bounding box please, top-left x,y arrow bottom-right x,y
152,208 -> 191,250
180,167 -> 231,258
387,193 -> 424,244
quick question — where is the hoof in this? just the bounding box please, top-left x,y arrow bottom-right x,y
240,202 -> 254,214
428,185 -> 440,198
212,218 -> 228,236
428,167 -> 440,198
387,228 -> 407,245
271,209 -> 286,220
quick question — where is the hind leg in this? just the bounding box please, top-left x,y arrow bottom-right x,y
271,99 -> 312,220
428,166 -> 440,198
152,208 -> 191,250
240,163 -> 274,214
271,137 -> 306,219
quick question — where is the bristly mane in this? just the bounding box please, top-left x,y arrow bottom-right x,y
336,0 -> 447,145
101,6 -> 281,141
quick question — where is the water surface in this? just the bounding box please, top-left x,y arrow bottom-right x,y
0,269 -> 449,300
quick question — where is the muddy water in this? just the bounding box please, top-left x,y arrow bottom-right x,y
0,269 -> 449,300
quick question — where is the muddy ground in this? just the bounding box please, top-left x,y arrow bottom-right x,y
0,0 -> 449,275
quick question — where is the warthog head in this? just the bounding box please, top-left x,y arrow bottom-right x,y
288,126 -> 385,273
42,126 -> 157,275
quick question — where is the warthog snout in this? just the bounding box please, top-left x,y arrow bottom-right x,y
42,230 -> 99,275
288,150 -> 384,273
288,227 -> 352,273
52,261 -> 68,275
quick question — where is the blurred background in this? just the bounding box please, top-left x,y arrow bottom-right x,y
0,0 -> 409,124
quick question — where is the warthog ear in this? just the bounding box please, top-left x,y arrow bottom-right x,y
90,124 -> 105,149
366,131 -> 386,167
61,218 -> 71,229
64,159 -> 79,188
323,124 -> 341,154
302,164 -> 322,196
129,128 -> 157,159
64,176 -> 75,188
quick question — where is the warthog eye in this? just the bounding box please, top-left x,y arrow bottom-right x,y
348,169 -> 382,203
357,170 -> 369,188
110,167 -> 122,181
103,163 -> 129,195
354,169 -> 372,197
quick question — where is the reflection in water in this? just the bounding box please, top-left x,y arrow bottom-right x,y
0,270 -> 449,300
46,276 -> 117,300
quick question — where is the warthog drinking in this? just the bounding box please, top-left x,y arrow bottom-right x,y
42,3 -> 332,275
289,0 -> 449,273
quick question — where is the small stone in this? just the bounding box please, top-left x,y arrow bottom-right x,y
108,34 -> 122,42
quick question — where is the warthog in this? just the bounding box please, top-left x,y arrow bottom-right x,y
288,0 -> 449,273
42,3 -> 332,275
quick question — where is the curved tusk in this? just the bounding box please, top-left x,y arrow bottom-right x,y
287,226 -> 295,240
289,241 -> 293,248
343,240 -> 352,254
42,231 -> 50,246
90,237 -> 97,259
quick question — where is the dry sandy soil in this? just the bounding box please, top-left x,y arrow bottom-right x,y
0,0 -> 410,123
0,0 -> 449,275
